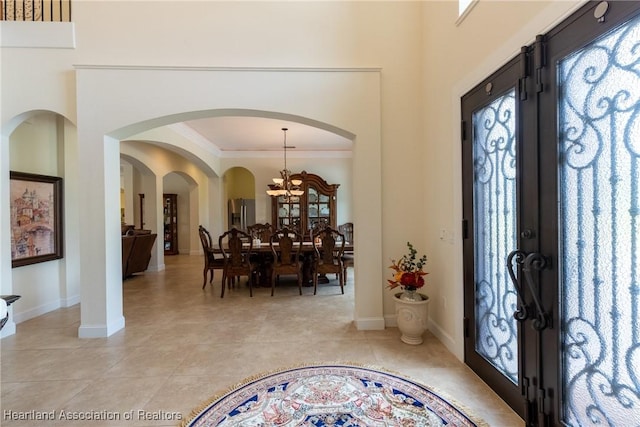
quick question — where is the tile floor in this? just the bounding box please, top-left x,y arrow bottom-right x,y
1,255 -> 524,427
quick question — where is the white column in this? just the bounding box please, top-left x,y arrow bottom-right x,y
0,134 -> 16,337
150,175 -> 163,271
77,133 -> 125,338
58,117 -> 81,307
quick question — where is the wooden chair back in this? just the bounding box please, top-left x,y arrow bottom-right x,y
270,227 -> 303,267
290,218 -> 302,236
337,222 -> 355,281
311,226 -> 345,295
309,218 -> 329,241
220,228 -> 252,267
199,225 -> 213,251
269,227 -> 304,295
338,222 -> 354,244
313,226 -> 345,267
199,225 -> 225,290
247,223 -> 273,243
218,228 -> 256,297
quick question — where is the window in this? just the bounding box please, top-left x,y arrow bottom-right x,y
457,0 -> 477,24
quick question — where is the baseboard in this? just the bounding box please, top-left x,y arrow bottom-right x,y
385,314 -> 460,359
13,300 -> 61,324
12,295 -> 80,323
61,294 -> 80,307
146,263 -> 165,272
78,315 -> 125,338
428,319 -> 460,359
354,317 -> 385,330
384,313 -> 397,328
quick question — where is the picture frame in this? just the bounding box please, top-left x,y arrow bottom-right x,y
10,171 -> 64,267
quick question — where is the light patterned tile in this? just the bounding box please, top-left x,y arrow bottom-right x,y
0,255 -> 523,427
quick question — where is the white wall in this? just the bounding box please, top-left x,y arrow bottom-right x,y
420,0 -> 583,356
9,115 -> 62,321
0,0 -> 587,358
7,113 -> 80,326
68,1 -> 420,333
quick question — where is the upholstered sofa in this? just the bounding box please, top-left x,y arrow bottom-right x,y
122,231 -> 157,279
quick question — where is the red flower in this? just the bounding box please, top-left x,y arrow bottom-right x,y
400,272 -> 416,286
387,242 -> 428,292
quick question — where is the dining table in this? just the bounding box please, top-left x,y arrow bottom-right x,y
216,241 -> 354,287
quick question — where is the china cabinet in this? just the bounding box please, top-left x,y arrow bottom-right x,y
270,171 -> 339,238
163,193 -> 178,255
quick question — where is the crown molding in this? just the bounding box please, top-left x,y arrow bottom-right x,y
73,64 -> 382,73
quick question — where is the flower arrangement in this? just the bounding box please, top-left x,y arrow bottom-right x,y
387,242 -> 428,292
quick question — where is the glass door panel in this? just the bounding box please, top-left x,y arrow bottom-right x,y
462,56 -> 525,416
557,13 -> 640,426
472,91 -> 519,384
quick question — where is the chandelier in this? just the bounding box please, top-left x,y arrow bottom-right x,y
266,128 -> 304,199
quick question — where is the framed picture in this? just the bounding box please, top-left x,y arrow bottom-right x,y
10,171 -> 64,267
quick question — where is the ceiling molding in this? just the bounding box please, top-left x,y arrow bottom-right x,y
73,64 -> 382,73
168,123 -> 222,156
218,150 -> 353,159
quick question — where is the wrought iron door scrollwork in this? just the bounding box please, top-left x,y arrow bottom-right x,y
507,250 -> 551,330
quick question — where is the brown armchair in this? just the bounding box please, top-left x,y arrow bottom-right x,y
311,226 -> 345,295
218,228 -> 258,298
198,225 -> 226,290
122,232 -> 157,279
269,227 -> 303,296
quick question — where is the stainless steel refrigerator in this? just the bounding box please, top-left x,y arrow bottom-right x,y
228,198 -> 256,231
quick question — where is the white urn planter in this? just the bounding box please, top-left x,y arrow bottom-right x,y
394,292 -> 430,345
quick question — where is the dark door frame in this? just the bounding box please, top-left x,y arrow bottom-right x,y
462,2 -> 640,426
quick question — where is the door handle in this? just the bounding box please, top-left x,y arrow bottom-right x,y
507,250 -> 530,322
507,250 -> 552,330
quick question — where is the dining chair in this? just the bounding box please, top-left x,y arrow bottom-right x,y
198,225 -> 226,290
247,223 -> 274,285
269,227 -> 304,296
311,226 -> 345,295
309,218 -> 329,241
218,228 -> 257,298
290,218 -> 303,236
338,222 -> 354,281
247,223 -> 273,243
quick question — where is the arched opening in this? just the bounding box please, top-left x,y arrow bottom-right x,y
163,171 -> 197,256
2,110 -> 80,336
75,67 -> 382,338
112,110 -> 355,314
223,167 -> 256,231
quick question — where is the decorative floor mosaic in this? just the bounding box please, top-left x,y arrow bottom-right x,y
183,364 -> 487,427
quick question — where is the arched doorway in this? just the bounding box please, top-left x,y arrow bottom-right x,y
75,67 -> 382,338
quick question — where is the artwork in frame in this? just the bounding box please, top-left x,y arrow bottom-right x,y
10,171 -> 64,267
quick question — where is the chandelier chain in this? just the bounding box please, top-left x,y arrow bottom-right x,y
266,127 -> 304,200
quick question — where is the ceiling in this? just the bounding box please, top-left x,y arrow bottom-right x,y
181,116 -> 353,153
